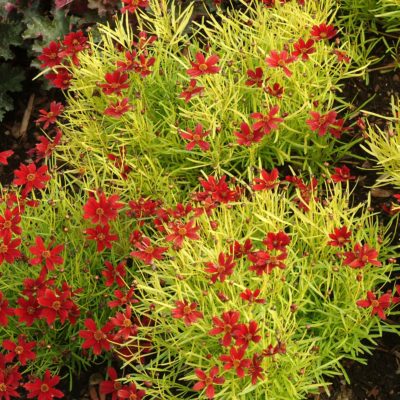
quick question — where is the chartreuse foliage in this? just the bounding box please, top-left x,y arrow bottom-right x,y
55,0 -> 366,202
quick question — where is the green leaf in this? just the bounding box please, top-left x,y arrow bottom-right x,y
0,22 -> 23,60
0,64 -> 24,122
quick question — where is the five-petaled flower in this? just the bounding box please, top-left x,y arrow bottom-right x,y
240,288 -> 266,304
265,50 -> 296,78
187,52 -> 221,77
79,318 -> 114,355
252,168 -> 280,191
171,300 -> 203,326
13,163 -> 51,196
38,40 -> 63,68
179,79 -> 205,102
306,110 -> 338,136
98,71 -> 130,96
130,237 -> 168,264
219,346 -> 251,378
209,310 -> 241,347
180,124 -> 210,151
84,224 -> 119,252
99,367 -> 124,400
193,366 -> 225,399
35,101 -> 64,130
251,105 -> 284,136
310,23 -> 337,41
117,383 -> 146,400
24,369 -> 64,400
29,236 -> 64,271
343,243 -> 382,268
205,252 -> 236,283
0,233 -> 22,266
292,38 -> 315,61
263,231 -> 290,251
102,260 -> 126,287
59,30 -> 88,66
331,165 -> 355,183
3,335 -> 36,365
356,291 -> 391,320
327,226 -> 351,247
83,192 -> 123,226
245,67 -> 265,87
234,122 -> 264,146
104,98 -> 133,118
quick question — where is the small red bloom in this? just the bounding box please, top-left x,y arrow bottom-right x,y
171,300 -> 203,326
110,306 -> 138,340
0,364 -> 21,399
24,370 -> 64,400
99,367 -> 125,400
84,224 -> 118,252
0,207 -> 21,238
29,237 -> 64,271
104,98 -> 132,118
219,346 -> 251,378
187,53 -> 220,77
0,150 -> 14,166
180,124 -> 210,151
248,353 -> 264,384
179,79 -> 204,102
199,175 -> 240,204
234,122 -> 264,146
306,110 -> 338,136
166,219 -> 200,248
248,250 -> 287,275
98,71 -> 130,96
13,163 -> 51,195
133,54 -> 156,77
38,40 -> 63,68
14,296 -> 41,326
59,30 -> 88,66
209,310 -> 240,347
263,231 -> 290,251
265,82 -> 284,98
107,287 -> 138,308
35,101 -> 64,130
327,226 -> 351,247
0,234 -> 21,266
83,192 -> 123,226
310,23 -> 337,41
265,50 -> 296,78
0,291 -> 13,326
343,243 -> 382,268
130,237 -> 168,264
117,383 -> 146,400
245,67 -> 265,87
121,0 -> 149,13
240,288 -> 266,304
331,165 -> 355,183
356,291 -> 391,320
250,105 -> 284,135
252,168 -> 280,191
233,320 -> 261,348
79,318 -> 114,355
333,49 -> 351,63
292,38 -> 315,61
35,129 -> 62,160
37,288 -> 73,325
102,260 -> 126,287
3,335 -> 36,366
229,239 -> 253,259
193,366 -> 225,399
204,252 -> 236,283
45,68 -> 72,89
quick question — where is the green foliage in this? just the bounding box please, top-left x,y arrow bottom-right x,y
0,64 -> 24,122
0,22 -> 23,60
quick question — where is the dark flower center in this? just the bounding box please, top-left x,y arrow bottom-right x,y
42,250 -> 51,259
178,228 -> 187,236
96,208 -> 104,215
199,63 -> 208,71
26,173 -> 36,182
0,383 -> 7,391
0,244 -> 8,253
52,301 -> 61,311
40,384 -> 49,392
144,246 -> 154,254
3,221 -> 11,229
15,345 -> 24,355
123,318 -> 132,327
97,234 -> 106,241
94,330 -> 106,341
371,300 -> 380,308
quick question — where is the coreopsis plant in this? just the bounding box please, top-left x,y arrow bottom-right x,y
49,0 -> 367,204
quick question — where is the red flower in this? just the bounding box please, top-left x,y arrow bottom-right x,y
263,231 -> 290,251
38,40 -> 63,68
13,296 -> 41,326
265,50 -> 296,78
343,243 -> 382,268
233,321 -> 261,348
13,163 -> 51,195
117,383 -> 146,400
179,79 -> 204,102
356,291 -> 391,320
187,53 -> 220,77
0,207 -> 21,238
24,370 -> 64,400
245,67 -> 265,87
240,288 -> 265,304
99,367 -> 125,400
116,50 -> 137,72
331,165 -> 355,183
248,353 -> 264,384
171,300 -> 203,326
29,237 -> 64,271
59,31 -> 88,66
204,252 -> 236,283
199,175 -> 241,204
165,219 -> 200,248
0,234 -> 21,266
133,54 -> 156,77
37,288 -> 73,325
35,129 -> 62,160
108,288 -> 138,309
98,71 -> 130,96
0,291 -> 13,326
327,226 -> 351,247
130,237 -> 168,264
310,23 -> 337,41
79,318 -> 114,355
292,38 -> 315,61
306,110 -> 338,136
333,49 -> 351,64
110,306 -> 138,340
102,260 -> 126,287
180,124 -> 210,151
265,82 -> 284,98
248,250 -> 287,275
234,122 -> 264,146
193,366 -> 225,399
0,150 -> 14,165
121,0 -> 149,13
229,239 -> 253,259
83,192 -> 123,226
250,105 -> 284,135
209,310 -> 240,347
0,365 -> 21,399
35,101 -> 64,130
104,98 -> 132,118
45,68 -> 72,89
219,346 -> 251,378
3,335 -> 36,366
252,168 -> 279,191
84,224 -> 118,252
